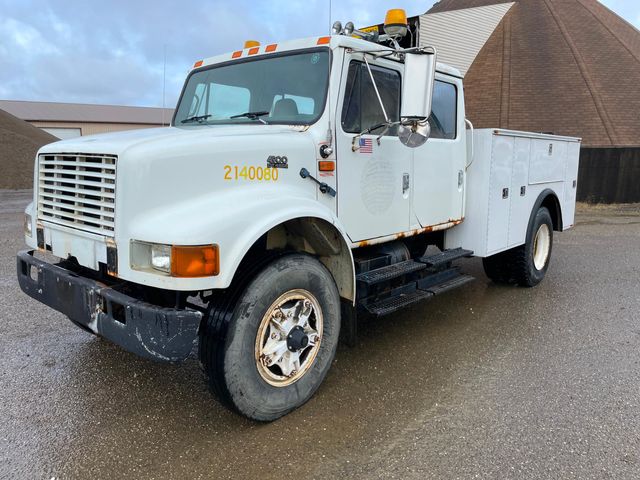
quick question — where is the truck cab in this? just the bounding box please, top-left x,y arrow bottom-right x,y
17,10 -> 579,421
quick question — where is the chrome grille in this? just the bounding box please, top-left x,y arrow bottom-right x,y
38,153 -> 117,236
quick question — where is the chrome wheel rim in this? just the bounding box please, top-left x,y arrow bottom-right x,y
533,223 -> 551,270
255,289 -> 323,387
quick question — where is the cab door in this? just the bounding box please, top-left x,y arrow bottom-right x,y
335,55 -> 412,242
412,76 -> 466,227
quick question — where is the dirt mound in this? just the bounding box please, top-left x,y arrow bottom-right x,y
0,108 -> 56,189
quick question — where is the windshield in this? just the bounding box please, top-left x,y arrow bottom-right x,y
173,49 -> 331,126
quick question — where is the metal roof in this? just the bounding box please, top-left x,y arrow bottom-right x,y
0,100 -> 175,125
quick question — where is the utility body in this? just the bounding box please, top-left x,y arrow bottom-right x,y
17,13 -> 580,420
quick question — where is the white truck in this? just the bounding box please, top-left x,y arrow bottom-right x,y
17,10 -> 580,421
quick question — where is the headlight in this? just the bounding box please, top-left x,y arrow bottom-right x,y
131,240 -> 219,277
151,244 -> 171,273
24,213 -> 33,237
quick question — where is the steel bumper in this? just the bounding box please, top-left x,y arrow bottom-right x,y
16,250 -> 202,363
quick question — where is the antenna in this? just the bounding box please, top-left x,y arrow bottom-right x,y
162,44 -> 167,126
325,0 -> 334,156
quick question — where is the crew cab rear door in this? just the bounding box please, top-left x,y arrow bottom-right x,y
411,74 -> 466,228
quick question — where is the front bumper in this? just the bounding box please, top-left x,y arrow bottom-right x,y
16,250 -> 202,363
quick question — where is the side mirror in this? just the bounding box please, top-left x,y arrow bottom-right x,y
399,49 -> 437,148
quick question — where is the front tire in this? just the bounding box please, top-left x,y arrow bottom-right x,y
199,253 -> 341,421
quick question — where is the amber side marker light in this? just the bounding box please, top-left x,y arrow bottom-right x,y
193,60 -> 204,68
171,245 -> 219,277
319,161 -> 335,172
317,36 -> 331,45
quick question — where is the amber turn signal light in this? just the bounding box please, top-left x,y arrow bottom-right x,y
319,161 -> 335,172
171,245 -> 219,277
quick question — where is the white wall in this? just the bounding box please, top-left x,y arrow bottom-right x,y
41,127 -> 82,140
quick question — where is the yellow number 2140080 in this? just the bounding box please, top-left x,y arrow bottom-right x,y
223,165 -> 279,181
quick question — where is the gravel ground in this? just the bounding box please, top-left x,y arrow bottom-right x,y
1,190 -> 639,479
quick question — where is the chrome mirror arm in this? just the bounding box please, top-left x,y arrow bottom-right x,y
362,55 -> 390,125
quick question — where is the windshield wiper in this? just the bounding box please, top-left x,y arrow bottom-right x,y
181,114 -> 212,124
230,111 -> 270,124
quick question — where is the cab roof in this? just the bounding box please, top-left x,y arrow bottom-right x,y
193,35 -> 462,78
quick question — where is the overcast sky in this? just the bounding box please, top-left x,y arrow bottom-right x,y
0,0 -> 638,109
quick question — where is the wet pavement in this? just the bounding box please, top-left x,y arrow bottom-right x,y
1,190 -> 639,479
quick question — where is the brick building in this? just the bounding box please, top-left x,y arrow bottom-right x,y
420,0 -> 640,202
427,0 -> 640,147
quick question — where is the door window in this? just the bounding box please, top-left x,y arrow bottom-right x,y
341,62 -> 401,136
429,81 -> 457,140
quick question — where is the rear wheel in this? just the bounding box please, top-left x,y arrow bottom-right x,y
481,250 -> 512,284
199,253 -> 341,421
513,207 -> 553,287
483,207 -> 554,287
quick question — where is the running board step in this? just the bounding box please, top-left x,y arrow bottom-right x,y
363,271 -> 475,317
418,248 -> 474,268
356,260 -> 427,286
423,274 -> 474,295
364,289 -> 434,317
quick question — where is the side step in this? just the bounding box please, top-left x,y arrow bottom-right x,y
356,260 -> 426,286
363,270 -> 475,317
363,289 -> 433,317
422,273 -> 474,295
419,248 -> 473,268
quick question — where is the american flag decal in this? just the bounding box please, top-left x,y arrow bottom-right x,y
359,137 -> 373,153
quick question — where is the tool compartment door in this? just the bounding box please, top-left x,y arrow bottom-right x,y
486,134 -> 514,254
507,137 -> 532,247
563,141 -> 580,228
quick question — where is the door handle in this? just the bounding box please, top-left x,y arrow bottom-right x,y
402,173 -> 410,194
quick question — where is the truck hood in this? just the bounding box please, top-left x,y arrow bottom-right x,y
39,124 -> 304,156
35,119 -> 331,257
